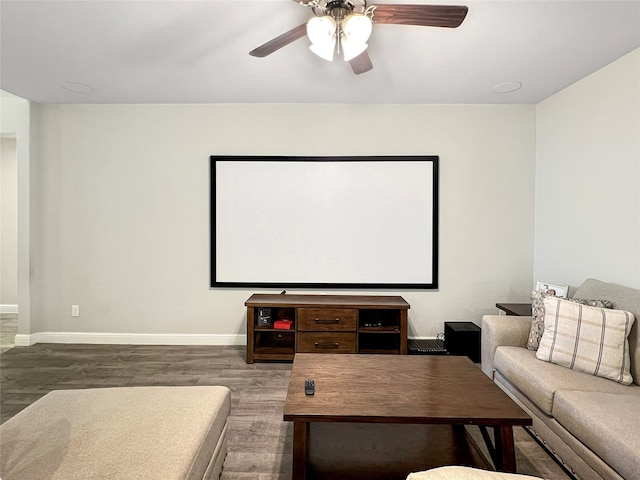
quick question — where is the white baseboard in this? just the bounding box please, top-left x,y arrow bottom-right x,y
0,304 -> 18,314
13,332 -> 246,347
14,334 -> 32,346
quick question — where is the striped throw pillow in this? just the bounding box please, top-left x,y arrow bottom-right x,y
536,297 -> 636,385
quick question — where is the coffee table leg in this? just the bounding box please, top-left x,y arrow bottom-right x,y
498,425 -> 516,473
292,421 -> 309,480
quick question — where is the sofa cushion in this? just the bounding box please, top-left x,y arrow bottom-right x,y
0,386 -> 231,480
494,346 -> 633,415
536,297 -> 635,384
552,389 -> 640,480
574,279 -> 640,320
573,278 -> 640,385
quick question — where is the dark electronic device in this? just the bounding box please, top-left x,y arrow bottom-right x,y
444,322 -> 481,363
407,338 -> 447,355
305,379 -> 315,395
257,307 -> 272,327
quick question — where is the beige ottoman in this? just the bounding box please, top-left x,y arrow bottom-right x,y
0,386 -> 231,480
407,466 -> 542,479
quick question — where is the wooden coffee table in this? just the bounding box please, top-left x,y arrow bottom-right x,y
284,354 -> 532,480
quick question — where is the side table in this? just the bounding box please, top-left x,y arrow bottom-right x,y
495,303 -> 531,316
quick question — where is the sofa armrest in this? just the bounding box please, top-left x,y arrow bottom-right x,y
481,315 -> 533,379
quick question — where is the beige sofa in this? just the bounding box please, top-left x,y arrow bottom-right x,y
482,279 -> 640,480
0,386 -> 231,480
407,466 -> 541,479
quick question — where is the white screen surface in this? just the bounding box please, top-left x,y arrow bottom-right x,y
211,157 -> 438,288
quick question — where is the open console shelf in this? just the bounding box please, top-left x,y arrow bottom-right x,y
245,294 -> 409,363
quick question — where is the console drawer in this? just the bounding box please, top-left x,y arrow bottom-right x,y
297,332 -> 357,353
297,308 -> 357,331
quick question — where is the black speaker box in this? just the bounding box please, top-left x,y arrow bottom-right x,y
444,322 -> 481,363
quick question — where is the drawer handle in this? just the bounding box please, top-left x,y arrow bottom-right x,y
315,318 -> 340,324
315,342 -> 339,349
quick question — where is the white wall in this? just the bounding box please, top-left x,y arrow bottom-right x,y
28,103 -> 536,342
1,137 -> 18,307
0,91 -> 31,331
535,49 -> 640,290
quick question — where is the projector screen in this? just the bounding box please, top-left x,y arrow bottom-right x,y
210,156 -> 438,289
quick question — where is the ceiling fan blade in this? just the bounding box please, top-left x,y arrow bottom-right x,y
249,24 -> 308,57
350,51 -> 373,75
371,4 -> 468,28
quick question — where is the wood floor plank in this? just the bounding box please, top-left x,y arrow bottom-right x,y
0,344 -> 571,479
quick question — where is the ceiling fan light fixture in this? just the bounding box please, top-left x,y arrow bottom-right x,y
342,13 -> 372,43
341,39 -> 368,62
309,41 -> 336,61
340,13 -> 372,61
307,15 -> 337,61
250,2 -> 469,74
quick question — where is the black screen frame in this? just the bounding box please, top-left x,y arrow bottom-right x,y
210,155 -> 439,289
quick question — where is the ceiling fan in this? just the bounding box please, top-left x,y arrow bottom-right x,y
249,0 -> 468,75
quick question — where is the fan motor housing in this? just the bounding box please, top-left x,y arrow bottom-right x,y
313,0 -> 366,16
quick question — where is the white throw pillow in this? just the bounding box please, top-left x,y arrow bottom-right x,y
527,291 -> 614,350
536,297 -> 636,385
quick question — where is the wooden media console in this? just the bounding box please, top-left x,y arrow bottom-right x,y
245,294 -> 409,363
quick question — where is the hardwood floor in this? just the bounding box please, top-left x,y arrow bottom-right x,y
0,344 -> 571,479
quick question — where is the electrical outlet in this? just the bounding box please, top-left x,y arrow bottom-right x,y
71,305 -> 80,317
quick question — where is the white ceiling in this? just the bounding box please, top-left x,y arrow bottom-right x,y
1,0 -> 639,104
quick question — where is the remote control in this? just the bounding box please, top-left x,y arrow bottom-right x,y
304,379 -> 315,395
